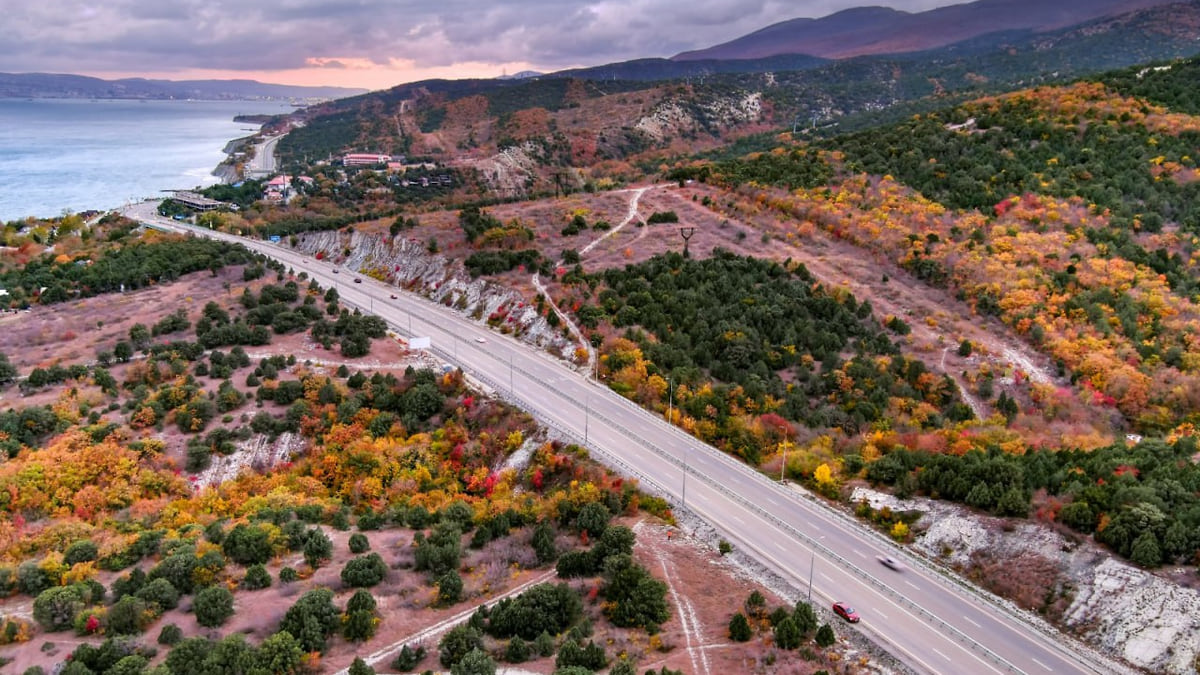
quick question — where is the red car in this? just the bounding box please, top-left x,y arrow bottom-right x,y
832,601 -> 860,623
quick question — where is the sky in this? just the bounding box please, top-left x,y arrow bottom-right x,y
4,0 -> 965,91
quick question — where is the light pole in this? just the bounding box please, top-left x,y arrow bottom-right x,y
681,443 -> 689,511
808,548 -> 815,602
666,376 -> 673,426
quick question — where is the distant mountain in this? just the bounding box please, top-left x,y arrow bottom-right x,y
0,72 -> 366,102
550,53 -> 828,82
496,71 -> 544,80
673,0 -> 1180,61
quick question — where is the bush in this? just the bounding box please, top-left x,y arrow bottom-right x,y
341,553 -> 388,588
451,647 -> 495,675
303,528 -> 333,568
504,635 -> 530,663
63,541 -> 99,566
601,555 -> 669,629
574,502 -> 610,538
241,564 -> 271,590
728,612 -> 752,641
532,521 -> 557,564
391,643 -> 426,671
349,656 -> 376,675
157,623 -> 183,646
774,616 -> 801,649
344,590 -> 379,642
133,578 -> 180,612
106,596 -> 151,635
486,582 -> 583,640
793,601 -> 818,634
348,533 -> 370,554
222,523 -> 273,566
193,586 -> 235,627
279,566 -> 299,583
33,586 -> 84,631
534,630 -> 556,657
555,638 -> 607,670
437,570 -> 463,606
279,588 -> 340,653
438,624 -> 483,668
815,623 -> 836,647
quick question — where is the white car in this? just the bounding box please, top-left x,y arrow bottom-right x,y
475,337 -> 487,344
878,555 -> 903,571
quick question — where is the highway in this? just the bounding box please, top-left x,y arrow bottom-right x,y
245,135 -> 281,179
124,201 -> 1129,675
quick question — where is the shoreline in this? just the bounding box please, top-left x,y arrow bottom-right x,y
211,133 -> 256,184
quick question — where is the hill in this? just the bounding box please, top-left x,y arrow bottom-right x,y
0,72 -> 366,102
673,0 -> 1178,61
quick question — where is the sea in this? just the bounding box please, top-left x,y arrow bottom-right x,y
0,98 -> 291,222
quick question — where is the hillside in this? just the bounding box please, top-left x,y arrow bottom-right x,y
0,218 -> 877,675
673,0 -> 1178,61
270,1 -> 1200,208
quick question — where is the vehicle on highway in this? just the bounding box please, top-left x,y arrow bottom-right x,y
832,602 -> 860,623
389,294 -> 397,299
878,555 -> 903,571
354,278 -> 362,283
475,337 -> 487,344
332,269 -> 339,274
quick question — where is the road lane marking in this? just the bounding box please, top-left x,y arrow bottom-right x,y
904,580 -> 920,591
931,648 -> 951,661
1031,658 -> 1053,671
728,515 -> 745,526
852,549 -> 865,558
962,615 -> 982,629
819,572 -> 834,583
875,611 -> 888,619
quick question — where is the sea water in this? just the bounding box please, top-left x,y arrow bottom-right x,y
0,98 -> 289,222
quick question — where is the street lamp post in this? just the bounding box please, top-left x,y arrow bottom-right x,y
808,548 -> 815,602
681,443 -> 689,511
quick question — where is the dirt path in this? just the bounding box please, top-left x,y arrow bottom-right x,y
533,185 -> 663,376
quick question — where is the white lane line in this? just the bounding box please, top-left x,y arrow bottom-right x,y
729,514 -> 745,526
1031,658 -> 1053,671
774,541 -> 789,551
904,580 -> 920,591
931,648 -> 951,661
875,611 -> 888,620
852,549 -> 866,558
819,572 -> 835,583
962,615 -> 982,629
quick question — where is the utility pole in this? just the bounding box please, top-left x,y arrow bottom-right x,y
667,376 -> 673,426
808,548 -> 815,602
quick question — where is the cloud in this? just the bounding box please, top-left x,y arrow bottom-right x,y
0,0 -> 962,81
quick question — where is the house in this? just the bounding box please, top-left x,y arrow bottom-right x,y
343,153 -> 390,167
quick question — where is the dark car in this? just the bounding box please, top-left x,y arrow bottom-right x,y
832,602 -> 860,623
354,278 -> 362,284
389,294 -> 397,299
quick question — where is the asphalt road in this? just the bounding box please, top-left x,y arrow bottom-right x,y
124,202 -> 1129,675
245,135 -> 280,178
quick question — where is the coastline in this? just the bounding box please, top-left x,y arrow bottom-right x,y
211,133 -> 256,184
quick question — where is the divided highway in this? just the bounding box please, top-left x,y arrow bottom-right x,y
125,202 -> 1128,675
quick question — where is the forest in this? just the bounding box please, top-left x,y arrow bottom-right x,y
570,250 -> 970,470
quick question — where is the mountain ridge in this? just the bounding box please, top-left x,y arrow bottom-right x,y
673,0 -> 1181,61
0,72 -> 366,102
